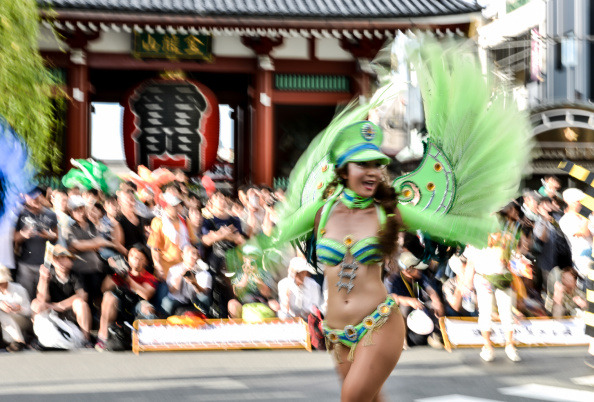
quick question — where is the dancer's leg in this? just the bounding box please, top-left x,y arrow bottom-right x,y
339,312 -> 405,402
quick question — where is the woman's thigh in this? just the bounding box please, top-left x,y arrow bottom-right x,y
339,311 -> 405,402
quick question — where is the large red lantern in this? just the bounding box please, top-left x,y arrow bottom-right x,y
122,78 -> 219,176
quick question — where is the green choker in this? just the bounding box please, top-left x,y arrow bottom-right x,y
341,188 -> 374,209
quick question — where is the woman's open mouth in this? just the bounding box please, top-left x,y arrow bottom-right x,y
362,180 -> 376,191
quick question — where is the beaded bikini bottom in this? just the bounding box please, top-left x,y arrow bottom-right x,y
323,295 -> 399,362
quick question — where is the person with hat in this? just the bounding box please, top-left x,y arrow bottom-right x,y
559,188 -> 593,278
31,245 -> 92,344
390,251 -> 444,348
277,256 -> 323,320
295,120 -> 406,402
0,264 -> 31,352
14,187 -> 58,299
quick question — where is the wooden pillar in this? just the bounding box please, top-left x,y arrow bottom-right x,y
66,48 -> 90,165
242,37 -> 283,186
252,63 -> 274,185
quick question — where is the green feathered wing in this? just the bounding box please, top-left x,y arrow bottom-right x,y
393,39 -> 533,248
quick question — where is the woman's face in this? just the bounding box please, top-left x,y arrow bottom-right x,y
343,160 -> 385,198
71,206 -> 86,223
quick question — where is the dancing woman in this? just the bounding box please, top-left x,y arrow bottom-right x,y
314,122 -> 405,402
271,38 -> 532,401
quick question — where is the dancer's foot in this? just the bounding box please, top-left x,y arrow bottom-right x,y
505,344 -> 521,362
480,346 -> 495,362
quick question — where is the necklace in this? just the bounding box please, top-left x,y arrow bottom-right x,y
336,259 -> 358,293
340,188 -> 374,209
334,189 -> 373,293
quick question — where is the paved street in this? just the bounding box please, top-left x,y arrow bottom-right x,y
0,346 -> 593,401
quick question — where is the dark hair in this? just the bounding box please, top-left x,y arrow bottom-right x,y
544,175 -> 561,183
104,196 -> 118,205
91,202 -> 105,216
84,188 -> 99,197
324,165 -> 401,258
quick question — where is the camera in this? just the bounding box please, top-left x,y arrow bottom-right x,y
111,254 -> 130,278
183,270 -> 196,278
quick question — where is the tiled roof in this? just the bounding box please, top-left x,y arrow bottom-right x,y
41,0 -> 481,19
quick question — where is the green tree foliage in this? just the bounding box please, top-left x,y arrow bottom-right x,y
0,0 -> 61,172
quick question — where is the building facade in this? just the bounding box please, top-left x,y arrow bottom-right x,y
38,0 -> 481,185
478,0 -> 594,182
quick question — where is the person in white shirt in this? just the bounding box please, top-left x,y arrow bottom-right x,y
0,264 -> 31,352
162,245 -> 212,316
278,257 -> 322,320
559,188 -> 593,278
466,236 -> 520,363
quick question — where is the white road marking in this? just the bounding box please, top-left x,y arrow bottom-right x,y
572,375 -> 594,387
0,377 -> 248,395
416,395 -> 502,402
191,391 -> 306,401
499,383 -> 594,401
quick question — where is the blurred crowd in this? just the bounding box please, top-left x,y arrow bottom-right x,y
0,172 -> 589,353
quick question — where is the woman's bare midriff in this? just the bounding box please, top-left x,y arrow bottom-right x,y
324,260 -> 388,329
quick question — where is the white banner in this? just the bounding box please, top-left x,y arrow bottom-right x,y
440,317 -> 590,350
133,318 -> 310,353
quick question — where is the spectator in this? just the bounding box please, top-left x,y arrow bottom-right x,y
521,190 -> 541,227
65,196 -> 111,308
533,197 -> 572,290
201,191 -> 245,272
31,245 -> 92,343
114,187 -> 148,253
50,189 -> 72,247
147,193 -> 190,280
228,245 -> 277,319
559,188 -> 593,278
187,206 -> 203,250
161,245 -> 212,316
391,251 -> 444,348
14,187 -> 58,299
277,257 -> 322,320
97,197 -> 128,259
538,175 -> 562,199
545,266 -> 587,317
244,187 -> 265,237
466,240 -> 520,363
82,188 -> 100,208
0,264 -> 31,352
96,244 -> 157,350
441,255 -> 477,317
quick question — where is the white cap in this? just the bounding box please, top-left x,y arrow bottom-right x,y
163,193 -> 182,206
563,188 -> 585,204
448,255 -> 464,277
68,195 -> 86,210
289,257 -> 315,274
398,251 -> 428,270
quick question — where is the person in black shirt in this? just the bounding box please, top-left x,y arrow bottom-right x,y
391,252 -> 444,348
14,188 -> 58,299
114,189 -> 148,253
201,191 -> 245,318
31,245 -> 92,341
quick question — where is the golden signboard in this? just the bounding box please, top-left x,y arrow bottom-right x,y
133,32 -> 213,61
